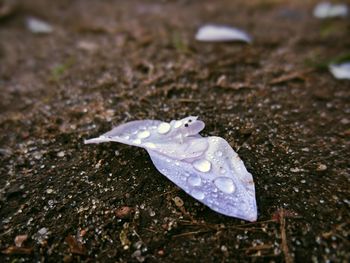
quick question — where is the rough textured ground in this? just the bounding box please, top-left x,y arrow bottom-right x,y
0,0 -> 349,262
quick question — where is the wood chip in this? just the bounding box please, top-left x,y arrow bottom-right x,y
65,235 -> 86,255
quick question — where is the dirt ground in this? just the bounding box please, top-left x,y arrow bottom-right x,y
0,0 -> 349,262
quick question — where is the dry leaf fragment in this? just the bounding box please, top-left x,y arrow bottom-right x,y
2,246 -> 33,255
14,234 -> 28,247
65,235 -> 86,255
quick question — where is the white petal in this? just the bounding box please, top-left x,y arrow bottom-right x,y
195,24 -> 252,43
85,117 -> 257,221
329,62 -> 350,79
147,136 -> 257,222
313,2 -> 348,19
26,17 -> 53,34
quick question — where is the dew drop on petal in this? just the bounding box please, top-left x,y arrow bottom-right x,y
219,167 -> 226,174
143,142 -> 156,149
174,121 -> 182,128
214,177 -> 236,194
138,130 -> 150,139
187,174 -> 201,186
132,139 -> 142,144
191,189 -> 205,200
215,150 -> 223,157
157,123 -> 171,134
192,159 -> 211,173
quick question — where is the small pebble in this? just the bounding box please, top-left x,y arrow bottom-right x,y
221,245 -> 228,252
173,196 -> 184,207
115,206 -> 133,219
316,163 -> 327,172
57,151 -> 65,157
38,227 -> 48,235
77,41 -> 98,52
290,167 -> 301,173
14,235 -> 28,247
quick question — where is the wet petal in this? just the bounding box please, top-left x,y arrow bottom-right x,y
85,117 -> 257,221
313,2 -> 348,19
26,17 -> 53,34
195,24 -> 252,43
329,62 -> 350,79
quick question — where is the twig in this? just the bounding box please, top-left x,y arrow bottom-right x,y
269,69 -> 313,85
178,219 -> 275,231
143,228 -> 157,234
178,98 -> 201,103
172,230 -> 211,238
245,243 -> 273,254
280,209 -> 293,263
158,189 -> 179,197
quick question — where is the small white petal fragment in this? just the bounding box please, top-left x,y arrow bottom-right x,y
329,62 -> 350,79
214,177 -> 236,194
192,159 -> 212,173
157,122 -> 171,134
137,130 -> 151,139
77,41 -> 99,52
313,2 -> 348,19
26,17 -> 53,34
195,24 -> 252,43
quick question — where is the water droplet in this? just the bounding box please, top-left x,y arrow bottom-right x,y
214,177 -> 236,194
191,189 -> 205,200
132,139 -> 142,144
138,130 -> 150,139
192,159 -> 211,172
220,167 -> 226,174
157,122 -> 171,134
174,120 -> 182,128
187,174 -> 201,186
215,151 -> 223,157
143,142 -> 156,149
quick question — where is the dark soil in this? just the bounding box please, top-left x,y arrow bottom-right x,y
0,0 -> 349,262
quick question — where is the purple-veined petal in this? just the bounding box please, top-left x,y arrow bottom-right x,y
84,117 -> 257,221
